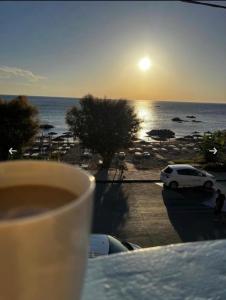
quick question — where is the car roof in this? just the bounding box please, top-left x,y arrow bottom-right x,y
89,234 -> 110,258
168,164 -> 195,170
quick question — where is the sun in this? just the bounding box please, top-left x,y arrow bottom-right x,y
138,57 -> 152,71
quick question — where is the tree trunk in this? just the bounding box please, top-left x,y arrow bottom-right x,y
0,148 -> 9,161
102,154 -> 113,169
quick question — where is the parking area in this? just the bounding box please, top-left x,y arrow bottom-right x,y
92,182 -> 226,248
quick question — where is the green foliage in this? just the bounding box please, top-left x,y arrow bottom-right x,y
174,157 -> 205,164
0,96 -> 39,160
203,162 -> 226,172
199,131 -> 226,162
66,94 -> 141,168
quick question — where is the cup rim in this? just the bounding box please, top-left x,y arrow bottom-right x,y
0,160 -> 95,227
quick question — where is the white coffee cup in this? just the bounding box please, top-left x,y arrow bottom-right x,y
0,160 -> 95,300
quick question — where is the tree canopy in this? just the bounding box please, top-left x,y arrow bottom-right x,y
199,131 -> 226,162
66,94 -> 141,168
0,96 -> 39,160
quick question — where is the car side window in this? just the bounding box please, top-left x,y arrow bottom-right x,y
177,169 -> 191,175
188,170 -> 202,176
177,169 -> 202,176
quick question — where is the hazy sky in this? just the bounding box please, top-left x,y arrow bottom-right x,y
0,1 -> 225,102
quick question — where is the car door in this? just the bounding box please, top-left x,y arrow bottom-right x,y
186,169 -> 203,187
176,169 -> 192,187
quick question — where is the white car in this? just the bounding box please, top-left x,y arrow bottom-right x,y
89,234 -> 141,258
143,151 -> 151,159
160,164 -> 216,189
81,150 -> 92,158
118,152 -> 126,159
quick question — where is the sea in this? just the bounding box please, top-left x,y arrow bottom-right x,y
2,95 -> 226,141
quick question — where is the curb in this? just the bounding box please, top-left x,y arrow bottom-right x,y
95,179 -> 226,184
96,179 -> 160,183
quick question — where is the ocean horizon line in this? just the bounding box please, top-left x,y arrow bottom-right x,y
1,94 -> 226,105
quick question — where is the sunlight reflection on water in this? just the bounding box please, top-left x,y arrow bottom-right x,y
132,100 -> 156,140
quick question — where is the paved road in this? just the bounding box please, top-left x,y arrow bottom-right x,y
92,183 -> 226,248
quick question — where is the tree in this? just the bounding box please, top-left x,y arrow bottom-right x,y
199,131 -> 226,162
66,94 -> 141,168
0,96 -> 39,160
147,129 -> 175,142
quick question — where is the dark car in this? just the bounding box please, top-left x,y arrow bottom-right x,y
89,234 -> 141,258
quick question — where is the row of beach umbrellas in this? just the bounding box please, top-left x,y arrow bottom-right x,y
39,123 -> 74,141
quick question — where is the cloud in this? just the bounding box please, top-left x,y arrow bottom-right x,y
0,66 -> 47,82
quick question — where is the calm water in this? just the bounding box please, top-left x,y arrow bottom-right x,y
2,95 -> 226,140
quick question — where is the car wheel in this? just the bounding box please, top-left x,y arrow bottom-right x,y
203,181 -> 213,189
169,181 -> 178,189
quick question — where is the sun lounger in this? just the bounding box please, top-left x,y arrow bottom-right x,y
186,143 -> 195,147
134,152 -> 142,159
31,153 -> 39,157
155,154 -> 165,160
80,164 -> 89,170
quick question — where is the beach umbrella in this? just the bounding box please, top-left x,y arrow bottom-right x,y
63,132 -> 74,143
48,132 -> 57,136
39,124 -> 54,130
63,131 -> 73,136
39,124 -> 55,142
63,133 -> 73,138
47,132 -> 58,148
204,131 -> 212,135
53,136 -> 65,141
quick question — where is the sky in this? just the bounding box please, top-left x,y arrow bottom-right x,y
0,1 -> 225,102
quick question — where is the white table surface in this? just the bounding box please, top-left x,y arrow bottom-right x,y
82,240 -> 226,300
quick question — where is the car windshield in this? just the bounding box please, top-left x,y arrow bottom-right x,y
198,168 -> 206,174
108,236 -> 128,254
164,167 -> 173,174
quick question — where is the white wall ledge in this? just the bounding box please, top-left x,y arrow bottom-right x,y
82,240 -> 226,300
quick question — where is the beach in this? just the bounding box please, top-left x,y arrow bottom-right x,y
2,94 -> 224,176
